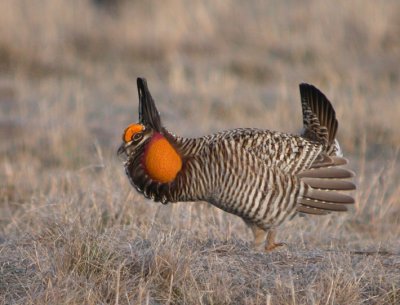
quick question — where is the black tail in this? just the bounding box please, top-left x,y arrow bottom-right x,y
297,84 -> 356,215
299,84 -> 338,153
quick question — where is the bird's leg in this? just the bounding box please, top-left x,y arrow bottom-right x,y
251,225 -> 267,250
245,222 -> 266,250
264,229 -> 286,252
245,222 -> 286,252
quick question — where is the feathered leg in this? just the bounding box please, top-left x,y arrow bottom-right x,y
246,222 -> 286,252
247,223 -> 266,250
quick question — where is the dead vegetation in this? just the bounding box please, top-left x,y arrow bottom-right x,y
0,0 -> 399,304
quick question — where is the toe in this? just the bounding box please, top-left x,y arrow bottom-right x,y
265,242 -> 287,252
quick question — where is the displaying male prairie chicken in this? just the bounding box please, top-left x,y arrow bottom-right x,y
118,78 -> 356,251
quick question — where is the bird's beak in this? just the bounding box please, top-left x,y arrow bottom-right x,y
117,143 -> 127,160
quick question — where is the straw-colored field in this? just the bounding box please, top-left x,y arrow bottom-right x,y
1,0 -> 399,304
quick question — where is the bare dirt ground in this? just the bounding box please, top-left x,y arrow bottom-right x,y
1,1 -> 399,304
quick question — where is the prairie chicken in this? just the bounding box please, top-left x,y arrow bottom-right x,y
118,78 -> 356,251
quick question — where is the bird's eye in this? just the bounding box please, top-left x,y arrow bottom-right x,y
132,133 -> 144,142
123,123 -> 145,143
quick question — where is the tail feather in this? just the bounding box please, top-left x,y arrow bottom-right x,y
297,167 -> 356,215
303,188 -> 354,204
297,83 -> 356,215
310,156 -> 348,168
297,158 -> 356,215
300,83 -> 338,146
297,182 -> 355,214
297,206 -> 329,215
299,83 -> 342,156
296,157 -> 355,215
298,167 -> 355,179
298,198 -> 348,212
301,178 -> 355,191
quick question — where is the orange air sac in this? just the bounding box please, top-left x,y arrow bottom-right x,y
143,134 -> 182,183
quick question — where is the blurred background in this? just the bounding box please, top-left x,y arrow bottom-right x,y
1,0 -> 399,160
0,1 -> 399,304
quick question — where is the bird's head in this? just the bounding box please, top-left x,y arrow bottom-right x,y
117,78 -> 161,159
118,78 -> 182,184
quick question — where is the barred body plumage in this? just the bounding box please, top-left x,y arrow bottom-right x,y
118,78 -> 356,251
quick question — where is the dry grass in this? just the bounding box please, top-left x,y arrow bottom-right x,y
1,0 -> 400,304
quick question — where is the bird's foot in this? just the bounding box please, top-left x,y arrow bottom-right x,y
264,229 -> 286,252
265,241 -> 287,252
